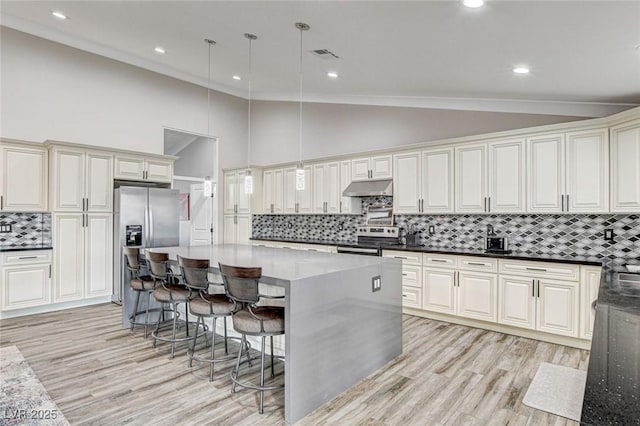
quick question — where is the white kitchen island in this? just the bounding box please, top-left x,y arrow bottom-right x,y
149,244 -> 402,424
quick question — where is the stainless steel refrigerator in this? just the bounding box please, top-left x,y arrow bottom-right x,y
113,186 -> 179,327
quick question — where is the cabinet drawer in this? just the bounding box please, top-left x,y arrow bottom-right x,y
383,250 -> 422,266
402,286 -> 422,309
2,250 -> 52,265
458,256 -> 498,273
401,265 -> 422,288
498,259 -> 579,281
423,253 -> 457,269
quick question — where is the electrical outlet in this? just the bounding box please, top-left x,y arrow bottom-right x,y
604,229 -> 615,242
428,225 -> 435,235
372,275 -> 381,292
0,223 -> 11,233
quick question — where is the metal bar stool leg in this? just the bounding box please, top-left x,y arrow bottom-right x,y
144,290 -> 151,339
170,302 -> 178,359
231,334 -> 245,394
189,316 -> 201,367
259,336 -> 266,414
210,317 -> 217,382
270,336 -> 275,378
185,305 -> 190,337
153,303 -> 165,348
130,291 -> 141,332
223,317 -> 229,354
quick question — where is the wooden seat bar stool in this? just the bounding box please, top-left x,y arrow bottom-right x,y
177,255 -> 249,381
147,251 -> 207,359
123,247 -> 161,338
219,263 -> 285,414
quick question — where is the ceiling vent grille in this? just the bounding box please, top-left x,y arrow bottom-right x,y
311,49 -> 340,59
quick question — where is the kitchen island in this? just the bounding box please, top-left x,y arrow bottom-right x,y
149,244 -> 403,424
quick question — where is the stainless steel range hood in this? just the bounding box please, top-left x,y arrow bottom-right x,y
342,179 -> 393,197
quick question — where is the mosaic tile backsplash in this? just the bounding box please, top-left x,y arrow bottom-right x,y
0,213 -> 52,250
252,197 -> 640,267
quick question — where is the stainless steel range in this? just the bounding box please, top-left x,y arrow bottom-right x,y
337,206 -> 401,256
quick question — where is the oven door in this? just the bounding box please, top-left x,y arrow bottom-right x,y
336,246 -> 381,256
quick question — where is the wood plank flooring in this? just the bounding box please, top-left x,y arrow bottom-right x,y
0,303 -> 589,425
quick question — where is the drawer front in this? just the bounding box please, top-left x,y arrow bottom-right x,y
2,250 -> 52,265
423,253 -> 458,269
401,265 -> 422,288
458,256 -> 498,273
498,259 -> 580,281
383,250 -> 422,266
402,286 -> 422,309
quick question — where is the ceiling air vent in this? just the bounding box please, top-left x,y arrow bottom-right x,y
311,49 -> 340,59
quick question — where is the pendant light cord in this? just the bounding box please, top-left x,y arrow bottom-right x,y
247,35 -> 253,168
298,26 -> 303,167
205,39 -> 216,136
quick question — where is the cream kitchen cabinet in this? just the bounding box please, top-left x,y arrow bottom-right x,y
580,266 -> 602,339
339,160 -> 361,214
312,162 -> 341,214
527,128 -> 608,213
283,166 -> 312,214
422,268 -> 457,315
262,168 -> 284,214
0,141 -> 48,212
383,250 -> 423,309
53,213 -> 113,302
351,155 -> 392,181
610,119 -> 640,212
114,155 -> 174,183
1,250 -> 52,311
224,168 -> 262,215
49,146 -> 113,213
223,214 -> 251,244
455,139 -> 525,214
393,148 -> 454,214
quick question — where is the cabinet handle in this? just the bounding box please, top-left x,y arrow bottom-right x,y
526,267 -> 547,272
467,262 -> 487,266
532,279 -> 535,297
394,256 -> 407,259
488,197 -> 491,213
402,273 -> 407,276
18,256 -> 38,260
421,199 -> 424,212
402,294 -> 408,298
1,195 -> 3,210
340,201 -> 342,213
591,299 -> 597,315
565,194 -> 569,212
431,259 -> 447,263
456,271 -> 459,287
271,203 -> 274,214
561,194 -> 565,211
537,280 -> 540,298
49,264 -> 51,278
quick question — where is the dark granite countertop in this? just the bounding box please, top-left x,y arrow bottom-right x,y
0,246 -> 53,253
581,266 -> 640,425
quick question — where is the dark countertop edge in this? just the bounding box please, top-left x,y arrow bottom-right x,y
0,246 -> 53,253
250,238 -> 603,266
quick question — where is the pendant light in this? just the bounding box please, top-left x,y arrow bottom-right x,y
203,38 -> 216,197
295,22 -> 309,191
244,33 -> 257,195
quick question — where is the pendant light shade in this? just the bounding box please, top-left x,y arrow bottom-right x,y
295,22 -> 309,191
244,33 -> 257,195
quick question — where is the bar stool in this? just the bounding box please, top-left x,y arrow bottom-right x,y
124,247 -> 159,338
178,255 -> 247,382
148,251 -> 206,359
219,263 -> 285,414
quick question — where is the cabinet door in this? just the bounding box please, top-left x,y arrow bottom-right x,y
223,171 -> 237,214
371,155 -> 393,179
236,171 -> 251,214
527,134 -> 565,213
537,279 -> 579,337
339,160 -> 359,214
457,272 -> 497,322
488,139 -> 525,213
610,120 -> 640,212
273,169 -> 284,214
114,156 -> 145,180
1,145 -> 48,212
262,169 -> 274,213
422,268 -> 456,315
393,152 -> 421,214
312,164 -> 326,213
53,214 -> 84,302
498,275 -> 536,330
85,214 -> 113,297
51,148 -> 85,212
566,129 -> 609,212
283,168 -> 297,214
580,267 -> 601,339
401,264 -> 422,288
145,159 -> 173,183
455,144 -> 487,213
297,165 -> 313,214
402,286 -> 422,309
2,264 -> 51,310
351,157 -> 371,181
326,162 -> 341,214
223,215 -> 236,243
236,215 -> 252,245
422,148 -> 454,213
86,152 -> 113,212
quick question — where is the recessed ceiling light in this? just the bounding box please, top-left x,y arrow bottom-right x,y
51,11 -> 68,20
154,46 -> 166,54
232,75 -> 241,81
463,0 -> 484,8
513,66 -> 530,75
327,72 -> 339,79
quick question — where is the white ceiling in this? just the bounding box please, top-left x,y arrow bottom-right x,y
2,0 -> 640,116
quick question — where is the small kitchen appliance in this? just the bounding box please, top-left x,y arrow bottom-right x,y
485,236 -> 511,254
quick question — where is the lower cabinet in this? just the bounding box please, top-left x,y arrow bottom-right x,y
1,251 -> 52,311
580,266 -> 602,339
223,215 -> 251,244
53,213 -> 113,302
498,275 -> 580,338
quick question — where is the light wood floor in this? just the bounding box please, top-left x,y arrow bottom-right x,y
1,303 -> 589,425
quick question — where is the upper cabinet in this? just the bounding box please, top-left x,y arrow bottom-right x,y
351,155 -> 392,181
223,168 -> 262,215
283,166 -> 313,214
455,139 -> 525,214
610,119 -> 640,213
262,168 -> 284,214
114,155 -> 173,183
339,160 -> 361,214
527,128 -> 608,213
313,162 -> 341,214
49,145 -> 113,213
393,148 -> 454,214
0,141 -> 48,212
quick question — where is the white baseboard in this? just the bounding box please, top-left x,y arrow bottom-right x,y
0,296 -> 113,320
